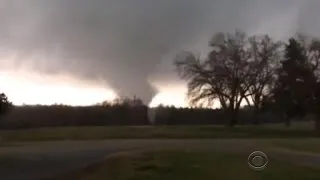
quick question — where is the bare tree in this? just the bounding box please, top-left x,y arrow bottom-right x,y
174,52 -> 221,108
175,31 -> 254,126
246,35 -> 282,124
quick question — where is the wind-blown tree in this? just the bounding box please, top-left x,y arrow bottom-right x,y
245,35 -> 282,124
175,31 -> 255,126
273,37 -> 318,126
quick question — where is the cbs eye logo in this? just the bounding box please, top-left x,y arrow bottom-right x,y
248,151 -> 268,171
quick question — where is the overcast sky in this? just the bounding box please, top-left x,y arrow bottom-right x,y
0,0 -> 320,103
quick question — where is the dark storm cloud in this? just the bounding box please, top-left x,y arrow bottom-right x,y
0,0 -> 319,102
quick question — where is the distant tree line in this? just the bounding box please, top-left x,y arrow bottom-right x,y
0,103 -> 289,129
0,93 -> 288,129
0,96 -> 148,129
0,93 -> 307,129
150,105 -> 285,125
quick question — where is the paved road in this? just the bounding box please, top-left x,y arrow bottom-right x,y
0,139 -> 319,180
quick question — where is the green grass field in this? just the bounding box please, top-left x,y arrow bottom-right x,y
0,122 -> 317,142
54,149 -> 320,180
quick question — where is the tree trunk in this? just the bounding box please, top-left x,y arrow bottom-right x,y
252,95 -> 262,125
227,106 -> 239,127
244,96 -> 252,108
219,96 -> 228,110
252,106 -> 260,125
253,113 -> 260,125
285,115 -> 291,127
229,112 -> 238,127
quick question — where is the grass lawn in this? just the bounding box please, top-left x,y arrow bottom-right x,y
0,122 -> 318,142
53,149 -> 320,180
